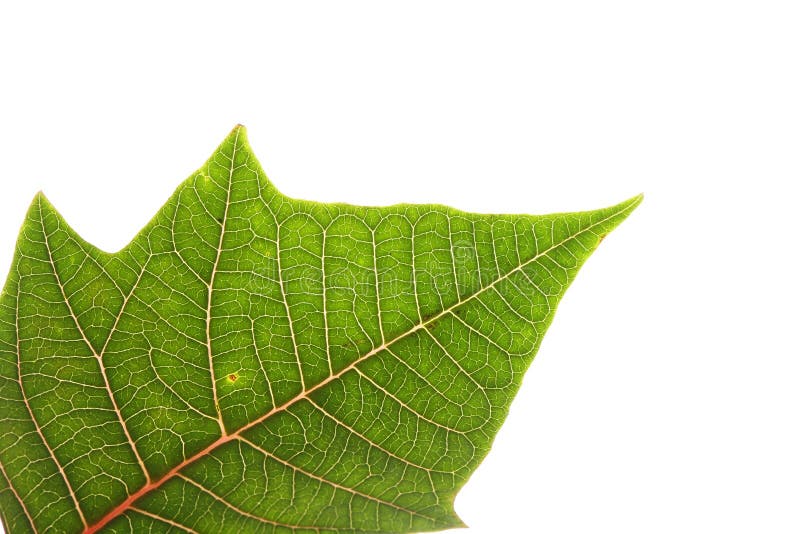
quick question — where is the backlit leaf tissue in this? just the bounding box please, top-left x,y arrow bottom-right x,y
0,127 -> 640,533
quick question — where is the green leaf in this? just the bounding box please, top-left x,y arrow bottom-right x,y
0,126 -> 640,534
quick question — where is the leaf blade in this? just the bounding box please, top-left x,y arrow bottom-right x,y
0,126 -> 640,533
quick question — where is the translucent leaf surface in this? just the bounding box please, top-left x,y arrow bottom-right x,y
0,127 -> 640,533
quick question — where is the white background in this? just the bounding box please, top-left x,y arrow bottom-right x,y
1,2 -> 799,533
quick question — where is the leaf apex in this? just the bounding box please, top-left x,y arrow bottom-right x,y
619,192 -> 644,210
30,190 -> 52,214
603,192 -> 644,226
210,124 -> 249,156
230,123 -> 247,139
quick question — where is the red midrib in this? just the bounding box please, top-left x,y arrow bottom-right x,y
84,432 -> 234,533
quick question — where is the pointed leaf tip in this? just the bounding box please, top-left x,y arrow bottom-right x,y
588,192 -> 643,245
619,193 -> 644,210
624,192 -> 644,217
31,190 -> 51,213
231,123 -> 247,138
607,192 -> 644,221
220,124 -> 249,151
